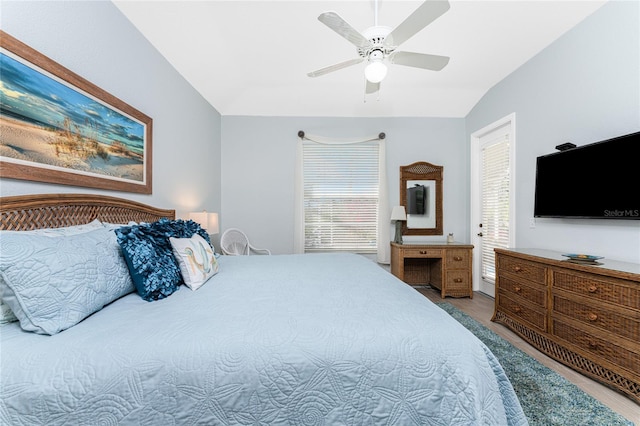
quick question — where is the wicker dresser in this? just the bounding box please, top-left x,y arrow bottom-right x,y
390,242 -> 473,298
493,248 -> 640,403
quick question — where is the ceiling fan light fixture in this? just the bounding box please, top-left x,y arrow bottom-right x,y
365,61 -> 387,83
310,1 -> 450,93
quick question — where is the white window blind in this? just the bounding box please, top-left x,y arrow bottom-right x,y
481,136 -> 510,280
303,142 -> 379,253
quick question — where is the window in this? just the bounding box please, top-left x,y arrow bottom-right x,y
480,135 -> 510,281
302,142 -> 380,253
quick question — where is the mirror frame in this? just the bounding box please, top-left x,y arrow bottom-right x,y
400,161 -> 443,236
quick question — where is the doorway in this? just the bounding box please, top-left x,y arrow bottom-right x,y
470,114 -> 516,297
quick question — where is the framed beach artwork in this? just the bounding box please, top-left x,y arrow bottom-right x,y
0,31 -> 152,194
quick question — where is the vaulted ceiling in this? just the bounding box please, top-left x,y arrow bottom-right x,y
114,0 -> 607,117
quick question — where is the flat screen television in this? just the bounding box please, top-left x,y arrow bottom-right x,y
534,131 -> 640,219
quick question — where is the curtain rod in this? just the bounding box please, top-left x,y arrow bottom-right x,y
297,131 -> 385,140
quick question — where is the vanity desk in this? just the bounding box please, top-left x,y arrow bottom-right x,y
391,162 -> 473,297
390,242 -> 473,298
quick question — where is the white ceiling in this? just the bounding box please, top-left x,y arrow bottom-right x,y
114,0 -> 607,118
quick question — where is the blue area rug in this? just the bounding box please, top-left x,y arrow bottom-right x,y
437,303 -> 635,426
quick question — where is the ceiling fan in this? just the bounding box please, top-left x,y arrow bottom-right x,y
307,0 -> 451,95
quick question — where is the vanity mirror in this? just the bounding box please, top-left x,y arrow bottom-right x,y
399,161 -> 443,236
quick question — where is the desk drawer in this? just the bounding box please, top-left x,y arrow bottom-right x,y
446,271 -> 471,297
446,249 -> 471,270
402,248 -> 443,258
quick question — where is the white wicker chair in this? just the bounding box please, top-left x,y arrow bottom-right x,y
220,228 -> 271,256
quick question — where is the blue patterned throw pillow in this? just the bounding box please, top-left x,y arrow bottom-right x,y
115,219 -> 210,301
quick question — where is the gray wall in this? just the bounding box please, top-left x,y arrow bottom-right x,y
223,1 -> 640,260
0,1 -> 222,221
466,0 -> 640,262
221,117 -> 466,254
2,1 -> 638,263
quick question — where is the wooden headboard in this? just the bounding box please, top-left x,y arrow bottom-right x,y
0,194 -> 175,231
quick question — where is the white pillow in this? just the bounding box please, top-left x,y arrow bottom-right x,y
170,234 -> 219,290
0,219 -> 103,237
102,221 -> 139,230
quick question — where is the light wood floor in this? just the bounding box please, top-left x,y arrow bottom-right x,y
416,286 -> 640,424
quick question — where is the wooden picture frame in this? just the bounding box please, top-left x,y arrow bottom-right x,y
0,31 -> 152,194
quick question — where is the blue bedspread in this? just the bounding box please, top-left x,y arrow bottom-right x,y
0,253 -> 527,425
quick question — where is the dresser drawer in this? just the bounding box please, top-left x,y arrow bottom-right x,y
553,270 -> 640,310
498,291 -> 547,332
497,256 -> 546,284
499,276 -> 547,308
553,294 -> 639,342
402,248 -> 443,258
446,249 -> 470,270
553,320 -> 640,374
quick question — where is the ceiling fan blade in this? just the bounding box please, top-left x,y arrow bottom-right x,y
318,11 -> 371,49
365,80 -> 380,95
389,51 -> 449,71
384,0 -> 450,48
307,58 -> 364,78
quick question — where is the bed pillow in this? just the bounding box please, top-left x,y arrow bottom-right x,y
115,219 -> 210,301
0,218 -> 103,237
170,234 -> 219,291
102,221 -> 139,230
0,219 -> 105,325
0,227 -> 135,335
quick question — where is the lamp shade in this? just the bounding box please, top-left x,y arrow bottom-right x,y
390,206 -> 407,221
189,211 -> 219,234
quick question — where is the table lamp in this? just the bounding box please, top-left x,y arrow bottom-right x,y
390,206 -> 407,244
189,211 -> 219,237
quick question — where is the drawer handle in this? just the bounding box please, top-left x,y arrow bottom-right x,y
514,286 -> 522,293
454,278 -> 463,283
588,313 -> 598,321
419,250 -> 428,254
588,285 -> 598,293
513,306 -> 522,313
453,256 -> 463,261
513,266 -> 522,272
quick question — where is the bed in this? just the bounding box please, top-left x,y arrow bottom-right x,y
0,193 -> 527,425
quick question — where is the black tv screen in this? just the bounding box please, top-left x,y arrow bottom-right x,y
534,131 -> 640,219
